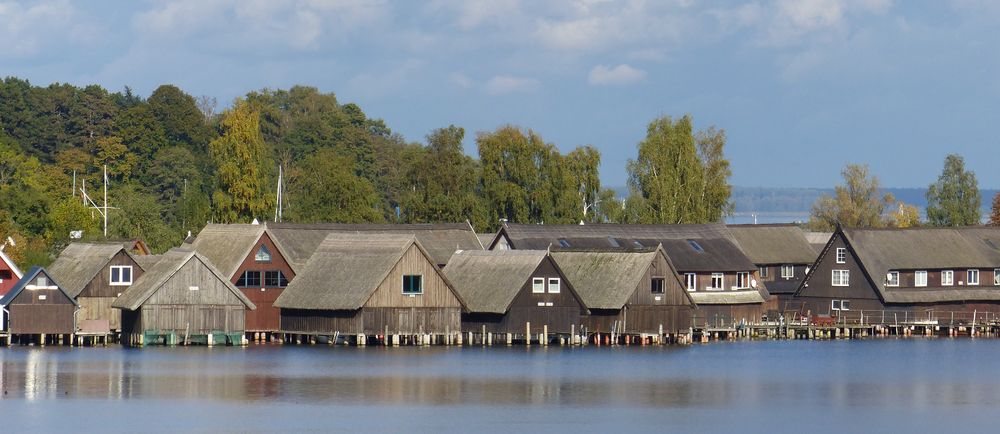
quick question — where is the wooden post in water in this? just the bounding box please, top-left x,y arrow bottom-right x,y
542,325 -> 548,346
526,322 -> 531,346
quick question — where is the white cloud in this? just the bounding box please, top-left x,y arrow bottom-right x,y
485,75 -> 540,95
450,72 -> 473,89
588,64 -> 646,86
0,0 -> 87,57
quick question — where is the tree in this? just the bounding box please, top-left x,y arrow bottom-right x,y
209,99 -> 273,223
148,85 -> 212,152
626,115 -> 732,224
891,202 -> 921,228
47,198 -> 100,243
109,186 -> 180,252
285,149 -> 383,223
399,126 -> 483,224
990,193 -> 1000,227
93,136 -> 138,181
926,154 -> 981,226
567,146 -> 602,222
807,164 -> 895,231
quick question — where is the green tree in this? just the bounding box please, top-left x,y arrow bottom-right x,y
94,136 -> 138,181
567,146 -> 602,223
113,103 -> 169,163
807,164 -> 895,231
286,148 -> 383,223
696,126 -> 733,222
926,154 -> 981,226
148,85 -> 212,152
209,99 -> 273,223
990,193 -> 1000,227
891,202 -> 921,228
47,198 -> 100,243
625,115 -> 705,224
109,186 -> 180,252
399,126 -> 483,224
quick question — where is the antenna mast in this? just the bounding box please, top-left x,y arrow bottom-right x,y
274,165 -> 283,222
78,165 -> 117,237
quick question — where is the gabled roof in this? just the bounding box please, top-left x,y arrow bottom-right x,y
444,250 -> 549,314
0,266 -> 78,307
274,233 -> 460,311
551,247 -> 693,310
47,243 -> 136,298
0,248 -> 23,280
187,224 -> 268,278
495,223 -> 756,272
112,249 -> 255,311
727,224 -> 818,265
267,222 -> 483,267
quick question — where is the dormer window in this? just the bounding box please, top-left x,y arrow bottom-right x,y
255,245 -> 272,263
914,271 -> 927,287
886,271 -> 900,287
110,266 -> 132,286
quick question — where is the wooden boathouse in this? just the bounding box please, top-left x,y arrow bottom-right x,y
552,247 -> 696,344
47,242 -> 146,335
445,249 -> 587,344
796,226 -> 1000,326
274,233 -> 465,345
0,266 -> 78,346
728,224 -> 818,317
0,247 -> 24,331
187,223 -> 295,340
113,249 -> 256,346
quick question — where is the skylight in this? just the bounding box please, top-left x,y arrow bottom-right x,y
687,240 -> 704,252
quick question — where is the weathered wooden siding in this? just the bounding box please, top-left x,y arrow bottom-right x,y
584,306 -> 692,334
78,296 -> 120,330
280,307 -> 461,334
133,257 -> 248,334
691,304 -> 764,328
233,232 -> 293,332
8,271 -> 76,334
79,250 -> 144,298
631,254 -> 691,306
139,305 -> 245,334
796,233 -> 882,315
365,244 -> 461,309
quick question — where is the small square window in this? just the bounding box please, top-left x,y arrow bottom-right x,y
532,278 -> 545,293
831,300 -> 841,311
110,266 -> 133,286
651,278 -> 665,294
403,275 -> 423,295
710,273 -> 724,290
548,278 -> 560,294
37,276 -> 47,286
781,265 -> 794,279
840,300 -> 851,311
886,271 -> 900,287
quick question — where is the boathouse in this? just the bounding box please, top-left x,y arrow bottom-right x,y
47,243 -> 145,334
551,247 -> 696,342
0,247 -> 23,296
188,223 -> 295,337
113,249 -> 255,346
490,223 -> 767,327
274,233 -> 465,344
445,250 -> 586,340
0,266 -> 78,345
796,226 -> 1000,323
728,224 -> 818,316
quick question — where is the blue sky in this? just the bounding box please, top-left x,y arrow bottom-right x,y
2,0 -> 999,189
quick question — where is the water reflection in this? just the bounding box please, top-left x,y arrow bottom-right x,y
1,342 -> 1000,409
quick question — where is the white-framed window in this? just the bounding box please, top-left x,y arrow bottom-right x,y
832,269 -> 850,287
709,273 -> 724,290
836,248 -> 847,264
831,300 -> 841,311
110,265 -> 133,286
736,272 -> 750,289
886,271 -> 900,287
759,267 -> 768,278
37,276 -> 47,286
968,269 -> 980,286
548,278 -> 561,294
402,275 -> 423,295
651,278 -> 665,294
915,271 -> 927,287
685,273 -> 697,292
831,299 -> 851,312
994,269 -> 1000,286
532,278 -> 545,293
781,265 -> 794,279
942,270 -> 954,286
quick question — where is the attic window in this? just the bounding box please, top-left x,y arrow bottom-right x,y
557,239 -> 571,248
651,278 -> 665,294
403,275 -> 423,295
255,245 -> 272,263
37,276 -> 48,286
110,266 -> 133,286
687,240 -> 704,252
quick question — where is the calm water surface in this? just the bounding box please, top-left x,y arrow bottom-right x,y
2,339 -> 999,433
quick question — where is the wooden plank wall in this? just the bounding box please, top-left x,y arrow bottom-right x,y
584,307 -> 692,334
365,245 -> 462,309
145,258 -> 245,307
630,253 -> 694,307
10,304 -> 76,334
132,256 -> 249,334
280,307 -> 461,334
78,297 -> 120,330
139,305 -> 245,334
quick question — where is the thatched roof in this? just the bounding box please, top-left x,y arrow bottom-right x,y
113,249 -> 254,311
804,231 -> 833,254
188,223 -> 267,278
444,250 -> 548,314
836,227 -> 1000,303
550,249 -> 664,310
267,222 -> 482,267
727,224 -> 817,265
47,243 -> 134,298
0,266 -> 77,307
688,290 -> 766,305
497,223 -> 756,272
274,233 -> 456,311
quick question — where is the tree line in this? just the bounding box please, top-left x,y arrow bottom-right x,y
807,154 -> 998,230
0,78 -> 734,265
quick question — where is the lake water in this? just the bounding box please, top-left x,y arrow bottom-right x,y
2,339 -> 999,433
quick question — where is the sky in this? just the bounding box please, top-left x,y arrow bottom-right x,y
2,0 -> 999,189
